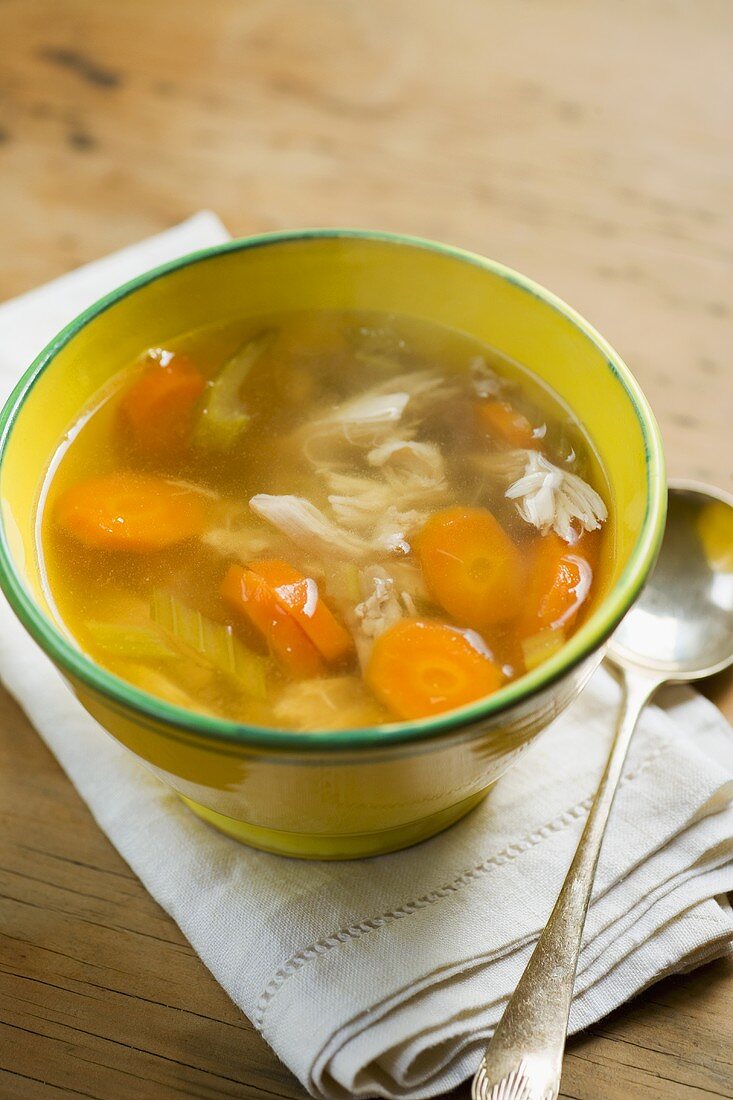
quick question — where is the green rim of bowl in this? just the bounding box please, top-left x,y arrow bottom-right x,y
0,228 -> 666,753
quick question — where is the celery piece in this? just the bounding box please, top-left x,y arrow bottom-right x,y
151,590 -> 268,700
85,621 -> 176,661
521,628 -> 566,672
194,331 -> 272,450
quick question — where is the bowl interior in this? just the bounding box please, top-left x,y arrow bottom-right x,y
0,232 -> 665,744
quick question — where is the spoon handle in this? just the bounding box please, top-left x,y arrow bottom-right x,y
471,667 -> 660,1100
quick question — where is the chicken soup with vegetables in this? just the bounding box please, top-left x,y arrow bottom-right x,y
40,311 -> 610,730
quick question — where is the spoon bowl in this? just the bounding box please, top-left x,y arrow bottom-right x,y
609,480 -> 733,681
607,479 -> 730,677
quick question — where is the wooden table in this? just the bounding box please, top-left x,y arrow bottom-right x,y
1,2 -> 732,1097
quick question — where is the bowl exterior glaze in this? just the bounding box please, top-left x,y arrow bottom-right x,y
0,231 -> 666,858
71,649 -> 601,858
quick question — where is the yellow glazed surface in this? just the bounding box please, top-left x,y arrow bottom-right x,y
0,231 -> 666,858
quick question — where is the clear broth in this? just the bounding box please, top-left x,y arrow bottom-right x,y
39,310 -> 612,730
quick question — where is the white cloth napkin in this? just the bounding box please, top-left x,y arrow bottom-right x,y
1,214 -> 732,1100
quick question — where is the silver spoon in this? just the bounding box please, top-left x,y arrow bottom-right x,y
472,480 -> 733,1100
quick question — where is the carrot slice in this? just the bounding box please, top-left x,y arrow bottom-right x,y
119,350 -> 206,455
247,559 -> 353,663
519,531 -> 598,637
55,473 -> 206,551
366,618 -> 502,720
416,506 -> 523,628
220,564 -> 324,678
475,399 -> 536,449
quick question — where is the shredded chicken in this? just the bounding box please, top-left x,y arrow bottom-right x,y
273,676 -> 385,731
371,506 -> 426,555
249,494 -> 370,560
253,374 -> 456,567
202,499 -> 280,562
305,390 -> 411,450
505,451 -> 607,543
367,439 -> 446,485
382,469 -> 447,509
384,558 -> 429,605
202,524 -> 277,562
326,473 -> 406,532
370,369 -> 459,413
324,565 -> 418,670
469,448 -> 533,483
250,492 -> 429,561
324,441 -> 446,544
354,566 -> 406,639
326,466 -> 444,534
470,356 -> 505,398
299,369 -> 458,461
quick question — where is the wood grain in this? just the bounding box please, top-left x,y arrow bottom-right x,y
0,1 -> 731,1098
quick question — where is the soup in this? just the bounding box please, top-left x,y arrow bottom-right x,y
39,310 -> 610,731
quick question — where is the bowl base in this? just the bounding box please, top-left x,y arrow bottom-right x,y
178,788 -> 491,859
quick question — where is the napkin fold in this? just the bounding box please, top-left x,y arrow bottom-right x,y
1,215 -> 732,1100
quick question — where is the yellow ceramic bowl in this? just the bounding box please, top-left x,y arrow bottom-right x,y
0,231 -> 666,859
